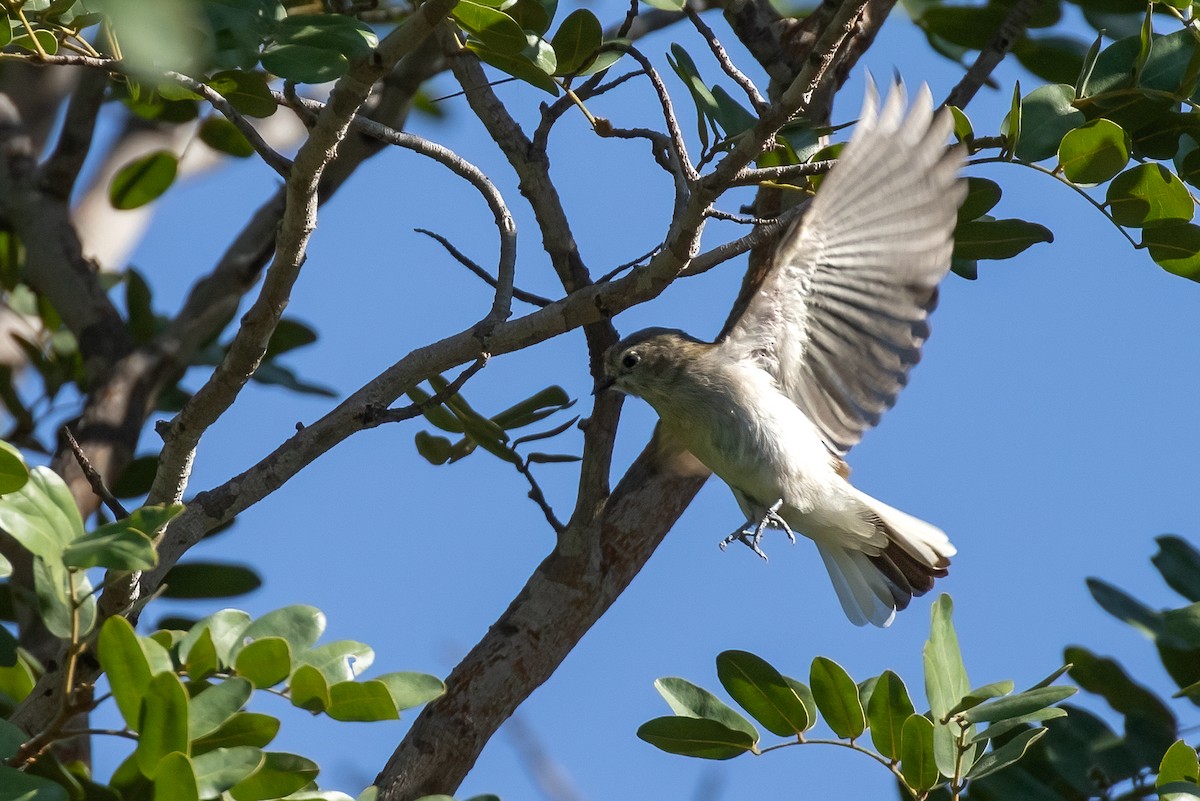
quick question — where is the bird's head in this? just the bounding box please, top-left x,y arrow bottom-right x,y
598,327 -> 711,403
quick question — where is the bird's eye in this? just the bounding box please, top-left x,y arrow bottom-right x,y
622,351 -> 640,370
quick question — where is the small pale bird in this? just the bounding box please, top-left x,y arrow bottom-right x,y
600,83 -> 966,627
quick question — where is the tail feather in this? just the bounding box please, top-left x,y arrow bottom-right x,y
818,489 -> 955,627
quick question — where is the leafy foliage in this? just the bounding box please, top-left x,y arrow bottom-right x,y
946,535 -> 1200,801
638,595 -> 1075,799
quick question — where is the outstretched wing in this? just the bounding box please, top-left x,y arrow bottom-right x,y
719,82 -> 966,455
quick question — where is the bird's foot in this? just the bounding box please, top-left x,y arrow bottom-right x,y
718,500 -> 793,561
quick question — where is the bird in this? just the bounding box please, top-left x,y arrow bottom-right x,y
598,82 -> 966,627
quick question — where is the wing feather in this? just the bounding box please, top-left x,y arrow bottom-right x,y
719,81 -> 966,455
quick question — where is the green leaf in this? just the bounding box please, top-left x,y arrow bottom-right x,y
0,466 -> 84,560
191,746 -> 264,798
640,0 -> 685,9
954,218 -> 1054,260
809,657 -> 866,739
296,640 -> 373,682
1012,83 -> 1085,162
900,714 -> 940,792
551,9 -> 601,75
0,718 -> 23,759
506,0 -> 557,34
782,676 -> 819,731
1159,740 -> 1200,788
1059,119 -> 1129,183
958,177 -> 1002,223
261,44 -> 348,84
0,441 -> 28,495
64,504 -> 180,570
185,629 -> 219,680
949,106 -> 973,141
288,663 -> 330,713
0,765 -> 69,801
1004,81 -> 1022,155
228,752 -> 318,801
667,43 -> 718,151
967,727 -> 1049,780
136,672 -> 190,775
234,637 -> 292,689
10,29 -> 60,56
1087,576 -> 1160,635
406,386 -> 465,434
99,616 -> 154,728
946,681 -> 1016,716
0,654 -> 34,705
161,562 -> 262,599
326,679 -> 401,721
1014,35 -> 1089,86
206,70 -> 276,118
248,360 -> 336,397
654,677 -> 758,741
636,716 -> 755,759
178,609 -> 251,668
453,2 -> 528,54
924,594 -> 971,777
374,671 -> 446,710
1107,164 -> 1193,227
189,677 -> 253,740
414,431 -> 454,465
109,150 -> 179,210
31,554 -> 74,639
922,4 -> 1007,49
1154,536 -> 1200,602
153,752 -> 199,801
274,13 -> 377,58
199,117 -> 254,158
466,43 -> 560,95
237,605 -> 324,654
1143,223 -> 1200,282
191,713 -> 280,755
970,706 -> 1068,743
1065,645 -> 1176,763
715,650 -> 811,736
867,671 -> 916,760
961,686 -> 1077,724
265,319 -> 318,359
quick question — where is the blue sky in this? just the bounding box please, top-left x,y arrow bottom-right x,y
82,4 -> 1200,799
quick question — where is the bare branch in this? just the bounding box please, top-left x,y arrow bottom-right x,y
611,43 -> 699,185
147,0 -> 460,512
359,357 -> 490,427
39,67 -> 106,196
685,5 -> 769,114
278,89 -> 519,330
62,426 -> 128,520
416,228 -> 552,308
943,0 -> 1045,110
732,158 -> 837,185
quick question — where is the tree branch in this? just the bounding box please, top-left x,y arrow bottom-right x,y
943,0 -> 1045,110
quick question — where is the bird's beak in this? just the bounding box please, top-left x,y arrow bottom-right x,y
593,375 -> 616,395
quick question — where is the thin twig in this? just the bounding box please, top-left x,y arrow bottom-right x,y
515,459 -> 565,534
943,0 -> 1046,110
597,243 -> 665,283
610,44 -> 699,184
280,90 -> 518,329
732,158 -> 837,185
705,207 -> 778,225
62,426 -> 128,519
683,202 -> 806,276
415,228 -> 552,307
361,357 -> 490,427
684,5 -> 769,114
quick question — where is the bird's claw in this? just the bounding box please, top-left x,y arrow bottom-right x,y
719,499 -> 793,560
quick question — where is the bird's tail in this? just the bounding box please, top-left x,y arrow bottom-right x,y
816,490 -> 955,628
